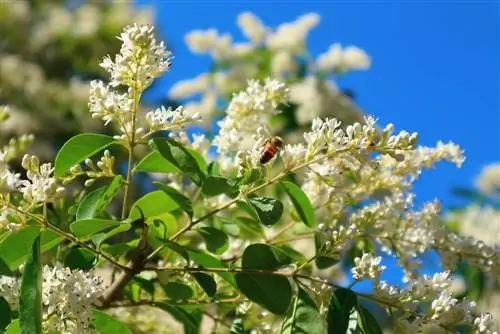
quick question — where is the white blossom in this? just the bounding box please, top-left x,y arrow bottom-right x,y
145,105 -> 201,133
317,43 -> 371,72
266,13 -> 320,53
351,253 -> 386,280
237,12 -> 268,44
20,154 -> 64,203
474,313 -> 498,334
475,162 -> 500,196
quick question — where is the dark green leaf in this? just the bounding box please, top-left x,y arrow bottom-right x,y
0,297 -> 12,332
188,250 -> 236,287
280,181 -> 316,228
357,305 -> 383,334
0,226 -> 41,271
92,223 -> 131,249
124,277 -> 155,302
54,133 -> 116,177
91,309 -> 132,334
207,161 -> 221,176
129,190 -> 180,221
281,288 -> 325,334
64,248 -> 97,270
202,176 -> 238,197
327,288 -> 358,334
242,243 -> 292,270
316,256 -> 339,269
235,273 -> 292,315
192,273 -> 217,298
247,197 -> 284,226
238,168 -> 263,185
163,282 -> 194,300
230,317 -> 245,334
76,187 -> 107,220
70,219 -> 121,239
154,182 -> 193,218
134,151 -> 179,173
150,138 -> 205,186
94,175 -> 124,215
275,245 -> 308,267
20,234 -> 42,334
197,227 -> 229,255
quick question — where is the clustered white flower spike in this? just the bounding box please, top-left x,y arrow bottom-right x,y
317,43 -> 371,73
351,253 -> 386,281
20,154 -> 64,203
0,263 -> 103,333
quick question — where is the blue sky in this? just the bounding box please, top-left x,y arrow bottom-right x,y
139,0 -> 499,209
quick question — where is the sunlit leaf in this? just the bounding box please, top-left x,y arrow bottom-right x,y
20,235 -> 42,334
280,181 -> 316,228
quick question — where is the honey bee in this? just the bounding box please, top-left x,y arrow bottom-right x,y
260,136 -> 284,164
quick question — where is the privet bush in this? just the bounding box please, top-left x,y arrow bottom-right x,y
0,23 -> 498,334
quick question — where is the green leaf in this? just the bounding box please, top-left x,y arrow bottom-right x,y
4,319 -> 19,334
124,277 -> 155,302
236,243 -> 293,314
202,176 -> 238,197
281,288 -> 326,334
188,250 -> 236,287
230,317 -> 245,334
129,190 -> 180,221
147,215 -> 178,250
20,234 -> 42,334
280,181 -> 316,228
207,161 -> 221,176
0,226 -> 41,271
155,239 -> 190,263
134,151 -> 179,174
235,273 -> 292,315
54,133 -> 116,177
192,273 -> 217,298
64,248 -> 97,270
0,297 -> 12,332
91,309 -> 132,334
275,245 -> 308,267
154,303 -> 201,334
234,216 -> 264,240
150,138 -> 205,186
238,168 -> 263,185
92,223 -> 132,249
197,227 -> 229,254
242,243 -> 292,270
327,288 -> 358,334
247,197 -> 284,226
316,256 -> 339,269
186,147 -> 208,173
357,305 -> 383,334
154,182 -> 193,218
70,219 -> 121,239
163,282 -> 194,300
76,175 -> 124,220
40,230 -> 64,253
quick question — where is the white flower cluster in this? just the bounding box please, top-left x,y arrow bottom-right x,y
317,43 -> 371,73
0,263 -> 103,334
20,154 -> 64,203
0,151 -> 21,193
212,78 -> 289,171
374,271 -> 497,333
475,162 -> 500,196
351,253 -> 385,281
89,24 -> 198,139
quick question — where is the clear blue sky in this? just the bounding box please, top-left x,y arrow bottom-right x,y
138,0 -> 499,209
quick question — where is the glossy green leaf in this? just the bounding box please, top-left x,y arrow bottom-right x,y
197,227 -> 229,254
202,176 -> 238,197
55,133 -> 116,177
40,230 -> 63,253
163,282 -> 194,300
235,273 -> 292,315
92,223 -> 132,249
4,319 -> 19,334
0,297 -> 12,332
327,288 -> 358,334
357,305 -> 383,334
20,235 -> 42,334
186,147 -> 208,173
275,245 -> 308,267
239,168 -> 263,185
188,250 -> 236,287
281,181 -> 316,228
70,219 -> 121,239
64,248 -> 97,270
192,273 -> 217,298
234,216 -> 264,240
129,190 -> 180,221
236,243 -> 293,315
242,243 -> 292,270
91,309 -> 132,334
281,288 -> 325,334
76,175 -> 124,220
0,226 -> 41,271
150,138 -> 205,186
230,317 -> 245,334
134,151 -> 179,173
154,182 -> 193,218
248,197 -> 284,226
